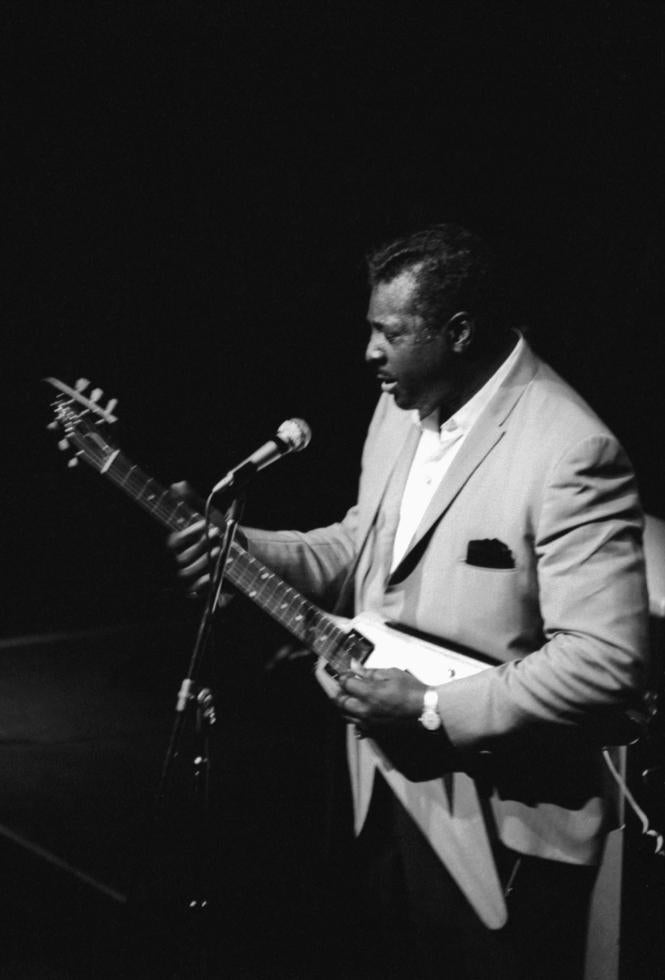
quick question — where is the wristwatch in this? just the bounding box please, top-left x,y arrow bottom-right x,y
418,688 -> 442,732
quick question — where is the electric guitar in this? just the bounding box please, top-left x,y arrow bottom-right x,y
46,376 -> 506,928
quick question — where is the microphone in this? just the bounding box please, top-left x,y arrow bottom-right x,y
211,418 -> 312,497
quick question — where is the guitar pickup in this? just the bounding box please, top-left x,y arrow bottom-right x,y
323,628 -> 374,678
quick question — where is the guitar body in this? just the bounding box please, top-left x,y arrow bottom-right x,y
316,612 -> 491,781
352,612 -> 491,684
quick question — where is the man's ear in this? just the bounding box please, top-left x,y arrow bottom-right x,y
445,311 -> 475,353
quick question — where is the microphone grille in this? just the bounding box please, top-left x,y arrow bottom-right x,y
277,418 -> 312,453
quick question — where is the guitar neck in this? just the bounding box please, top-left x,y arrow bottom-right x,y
77,439 -> 361,673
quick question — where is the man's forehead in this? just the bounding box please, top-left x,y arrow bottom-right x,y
367,268 -> 421,322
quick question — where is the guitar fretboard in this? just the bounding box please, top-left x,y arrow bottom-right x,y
63,416 -> 366,674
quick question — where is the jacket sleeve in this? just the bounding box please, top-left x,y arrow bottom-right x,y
434,433 -> 650,751
243,507 -> 359,609
241,395 -> 393,609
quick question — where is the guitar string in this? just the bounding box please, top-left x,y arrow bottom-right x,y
69,423 -> 358,671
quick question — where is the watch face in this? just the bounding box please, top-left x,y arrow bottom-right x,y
420,709 -> 441,731
420,689 -> 441,731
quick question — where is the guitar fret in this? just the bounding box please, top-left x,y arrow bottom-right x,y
119,464 -> 137,487
136,477 -> 160,507
100,449 -> 119,474
172,501 -> 190,528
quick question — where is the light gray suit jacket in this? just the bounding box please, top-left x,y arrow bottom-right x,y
246,339 -> 649,868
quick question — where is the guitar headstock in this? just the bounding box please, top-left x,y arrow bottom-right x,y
45,377 -> 119,469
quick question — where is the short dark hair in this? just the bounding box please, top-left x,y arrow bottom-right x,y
367,223 -> 511,344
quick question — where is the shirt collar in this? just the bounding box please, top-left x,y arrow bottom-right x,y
413,332 -> 524,440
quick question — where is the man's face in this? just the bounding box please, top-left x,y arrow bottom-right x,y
365,269 -> 452,418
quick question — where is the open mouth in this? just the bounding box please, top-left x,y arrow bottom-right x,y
378,375 -> 397,393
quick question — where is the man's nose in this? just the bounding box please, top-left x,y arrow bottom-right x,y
365,331 -> 384,363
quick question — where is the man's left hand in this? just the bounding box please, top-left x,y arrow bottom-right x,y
335,667 -> 428,727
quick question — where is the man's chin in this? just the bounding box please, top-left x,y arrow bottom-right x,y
392,391 -> 418,412
380,382 -> 418,412
384,385 -> 408,408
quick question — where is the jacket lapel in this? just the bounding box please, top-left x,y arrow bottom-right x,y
390,341 -> 540,578
354,400 -> 419,559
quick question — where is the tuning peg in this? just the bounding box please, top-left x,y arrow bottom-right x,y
58,438 -> 70,452
67,457 -> 79,468
75,378 -> 90,392
47,421 -> 59,431
90,387 -> 103,402
106,398 -> 118,414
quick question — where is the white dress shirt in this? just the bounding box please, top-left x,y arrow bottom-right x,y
391,334 -> 524,571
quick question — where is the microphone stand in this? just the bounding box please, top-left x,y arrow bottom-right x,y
153,492 -> 244,978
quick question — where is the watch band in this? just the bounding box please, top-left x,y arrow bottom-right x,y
418,687 -> 441,732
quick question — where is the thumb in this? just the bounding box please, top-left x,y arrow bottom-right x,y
171,479 -> 192,499
170,480 -> 205,511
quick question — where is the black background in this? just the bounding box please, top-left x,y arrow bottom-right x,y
3,0 -> 665,638
2,4 -> 665,976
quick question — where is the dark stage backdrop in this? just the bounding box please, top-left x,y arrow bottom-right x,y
3,0 -> 665,638
2,6 -> 665,976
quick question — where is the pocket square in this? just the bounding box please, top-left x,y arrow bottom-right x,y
466,538 -> 515,569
